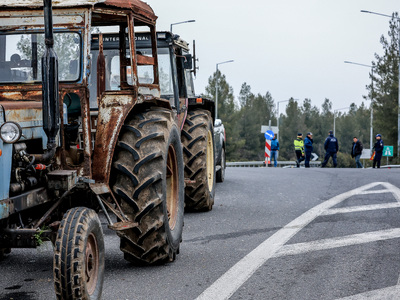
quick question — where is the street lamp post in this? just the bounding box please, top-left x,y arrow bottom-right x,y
170,20 -> 196,33
215,60 -> 234,120
344,61 -> 375,153
361,10 -> 400,157
276,99 -> 298,142
333,107 -> 350,136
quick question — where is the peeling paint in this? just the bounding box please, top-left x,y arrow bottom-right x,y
92,92 -> 135,183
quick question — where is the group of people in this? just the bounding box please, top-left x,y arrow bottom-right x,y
338,132 -> 384,168
352,134 -> 384,168
269,130 -> 385,168
270,132 -> 314,168
293,132 -> 314,168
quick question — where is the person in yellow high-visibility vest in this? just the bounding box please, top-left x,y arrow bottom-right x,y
294,133 -> 305,168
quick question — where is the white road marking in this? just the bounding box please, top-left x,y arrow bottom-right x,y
322,203 -> 400,216
359,189 -> 391,195
379,182 -> 400,202
336,285 -> 400,299
273,228 -> 400,258
196,182 -> 386,300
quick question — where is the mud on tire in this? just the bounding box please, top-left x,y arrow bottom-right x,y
111,108 -> 184,265
54,207 -> 105,300
181,109 -> 216,211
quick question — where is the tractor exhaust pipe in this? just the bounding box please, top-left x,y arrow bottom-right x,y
39,0 -> 59,162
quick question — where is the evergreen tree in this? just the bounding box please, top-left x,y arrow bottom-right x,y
367,13 -> 399,158
279,99 -> 305,160
204,71 -> 243,161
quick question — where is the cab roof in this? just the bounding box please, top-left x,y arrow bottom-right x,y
0,0 -> 157,22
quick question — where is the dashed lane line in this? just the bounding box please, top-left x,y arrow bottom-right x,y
196,182 -> 400,300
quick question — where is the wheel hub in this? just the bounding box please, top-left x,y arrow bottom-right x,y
85,233 -> 99,295
166,145 -> 179,229
206,130 -> 214,192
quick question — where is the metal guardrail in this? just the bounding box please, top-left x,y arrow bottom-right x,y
226,162 -> 399,168
227,161 -> 321,168
380,165 -> 400,168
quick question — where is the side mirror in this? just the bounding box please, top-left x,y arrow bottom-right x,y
214,119 -> 222,127
183,54 -> 193,70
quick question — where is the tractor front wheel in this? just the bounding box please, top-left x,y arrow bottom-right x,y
54,207 -> 105,300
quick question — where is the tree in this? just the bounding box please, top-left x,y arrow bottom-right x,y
17,32 -> 80,81
367,13 -> 399,159
236,83 -> 256,160
204,71 -> 243,161
279,99 -> 305,160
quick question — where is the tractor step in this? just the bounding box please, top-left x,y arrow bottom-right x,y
108,221 -> 138,231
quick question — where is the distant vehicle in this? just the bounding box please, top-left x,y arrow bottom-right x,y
214,119 -> 226,182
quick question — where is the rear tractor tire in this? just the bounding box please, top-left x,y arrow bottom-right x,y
54,207 -> 105,300
182,109 -> 216,211
111,108 -> 185,265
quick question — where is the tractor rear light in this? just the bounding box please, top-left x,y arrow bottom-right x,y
0,122 -> 22,144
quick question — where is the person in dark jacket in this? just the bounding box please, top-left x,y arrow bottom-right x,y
270,134 -> 280,168
321,130 -> 339,167
304,132 -> 313,168
373,134 -> 384,168
351,137 -> 363,168
294,133 -> 305,168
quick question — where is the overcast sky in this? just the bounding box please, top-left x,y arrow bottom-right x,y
147,0 -> 399,112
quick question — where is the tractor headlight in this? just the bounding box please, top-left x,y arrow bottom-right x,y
0,122 -> 22,143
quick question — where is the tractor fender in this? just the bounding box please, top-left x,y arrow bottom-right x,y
92,92 -> 171,183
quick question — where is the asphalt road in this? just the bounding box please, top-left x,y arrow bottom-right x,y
1,167 -> 400,300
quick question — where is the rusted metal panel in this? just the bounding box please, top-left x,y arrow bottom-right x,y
150,25 -> 160,84
0,14 -> 84,28
127,14 -> 138,87
80,89 -> 93,177
57,87 -> 92,177
1,101 -> 49,147
104,0 -> 156,22
97,33 -> 106,104
138,85 -> 161,98
0,187 -> 49,220
89,182 -> 111,195
137,55 -> 155,66
0,0 -> 104,8
177,97 -> 187,130
1,101 -> 42,111
0,91 -> 43,102
92,92 -> 136,183
0,0 -> 157,23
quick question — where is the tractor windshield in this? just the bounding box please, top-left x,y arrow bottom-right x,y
138,47 -> 173,97
0,32 -> 81,83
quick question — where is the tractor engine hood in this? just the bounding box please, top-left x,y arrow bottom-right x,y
0,101 -> 48,148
